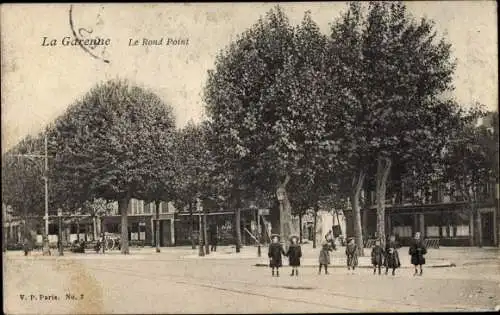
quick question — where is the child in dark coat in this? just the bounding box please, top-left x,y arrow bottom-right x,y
286,235 -> 302,276
409,232 -> 427,276
318,242 -> 331,275
345,237 -> 358,271
384,235 -> 401,276
371,239 -> 384,275
268,234 -> 286,277
22,238 -> 31,256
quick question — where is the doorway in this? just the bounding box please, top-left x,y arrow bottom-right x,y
481,212 -> 494,246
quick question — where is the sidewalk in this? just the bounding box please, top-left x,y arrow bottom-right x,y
5,243 -> 498,268
181,243 -> 500,268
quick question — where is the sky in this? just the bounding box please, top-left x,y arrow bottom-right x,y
1,2 -> 498,153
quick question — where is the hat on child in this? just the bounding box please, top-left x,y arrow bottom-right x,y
271,234 -> 281,241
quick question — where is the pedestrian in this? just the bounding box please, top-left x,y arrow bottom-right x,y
210,225 -> 218,252
268,234 -> 286,277
318,242 -> 331,275
345,237 -> 358,272
409,232 -> 427,276
325,230 -> 335,250
371,239 -> 384,275
384,235 -> 401,276
22,238 -> 30,256
286,235 -> 302,276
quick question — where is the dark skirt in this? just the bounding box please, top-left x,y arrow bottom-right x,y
347,254 -> 358,267
269,258 -> 283,268
384,252 -> 401,269
411,254 -> 426,265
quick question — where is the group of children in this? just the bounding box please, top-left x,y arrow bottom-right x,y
268,233 -> 428,277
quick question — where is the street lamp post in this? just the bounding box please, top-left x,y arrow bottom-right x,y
57,208 -> 63,256
250,201 -> 261,257
276,187 -> 286,242
42,135 -> 50,256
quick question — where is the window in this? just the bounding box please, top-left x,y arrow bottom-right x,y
456,225 -> 469,236
393,226 -> 412,238
144,203 -> 151,214
426,226 -> 439,237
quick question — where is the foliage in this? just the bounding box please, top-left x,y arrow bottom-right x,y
50,79 -> 176,203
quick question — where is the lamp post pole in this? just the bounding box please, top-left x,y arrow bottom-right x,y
57,208 -> 63,256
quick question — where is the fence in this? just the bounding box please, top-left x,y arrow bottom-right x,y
424,238 -> 440,249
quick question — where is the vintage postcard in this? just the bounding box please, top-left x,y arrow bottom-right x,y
2,2 -> 499,314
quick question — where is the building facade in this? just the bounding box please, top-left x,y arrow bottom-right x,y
345,179 -> 498,247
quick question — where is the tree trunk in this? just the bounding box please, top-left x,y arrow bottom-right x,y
313,206 -> 318,249
376,156 -> 392,248
155,200 -> 161,253
235,207 -> 241,253
92,216 -> 98,241
468,207 -> 474,247
76,220 -> 80,242
190,202 -> 196,249
204,210 -> 209,254
277,174 -> 292,243
352,170 -> 365,256
476,207 -> 482,248
118,196 -> 130,254
299,213 -> 303,244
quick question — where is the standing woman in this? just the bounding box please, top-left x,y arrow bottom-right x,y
384,234 -> 401,276
345,237 -> 359,272
268,234 -> 286,277
409,232 -> 427,276
286,235 -> 302,276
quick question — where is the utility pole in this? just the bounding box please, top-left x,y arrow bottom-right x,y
42,134 -> 50,255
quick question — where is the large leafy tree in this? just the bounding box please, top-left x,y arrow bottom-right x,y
205,7 -> 345,244
2,135 -> 48,241
204,6 -> 297,242
330,1 -> 458,247
172,121 -> 217,250
50,79 -> 176,254
442,106 -> 497,246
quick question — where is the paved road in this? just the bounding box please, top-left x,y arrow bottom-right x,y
3,247 -> 500,314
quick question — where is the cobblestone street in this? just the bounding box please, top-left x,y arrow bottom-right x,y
4,246 -> 500,314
